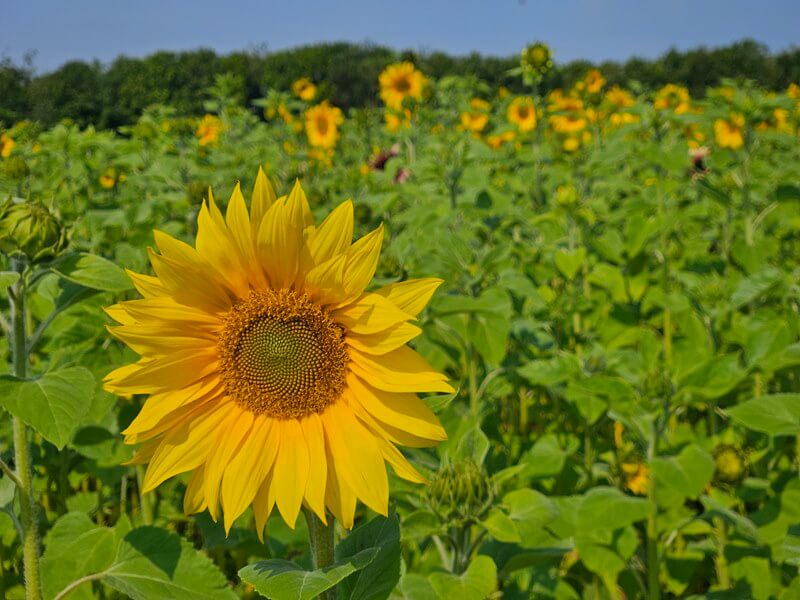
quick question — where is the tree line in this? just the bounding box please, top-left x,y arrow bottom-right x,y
1,39 -> 798,128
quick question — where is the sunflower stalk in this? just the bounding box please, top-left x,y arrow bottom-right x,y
304,508 -> 336,599
8,258 -> 43,600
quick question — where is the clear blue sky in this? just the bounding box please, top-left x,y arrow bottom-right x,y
4,0 -> 799,73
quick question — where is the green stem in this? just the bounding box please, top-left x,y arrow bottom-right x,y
10,260 -> 42,600
468,344 -> 479,420
304,508 -> 336,599
646,418 -> 661,600
713,517 -> 731,589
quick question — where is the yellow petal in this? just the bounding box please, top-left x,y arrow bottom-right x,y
324,446 -> 357,529
184,465 -> 208,514
346,374 -> 447,442
204,407 -> 255,521
303,253 -> 346,306
253,467 -> 276,541
113,297 -> 221,330
346,321 -> 421,355
308,200 -> 353,264
272,419 -> 310,529
107,325 -> 214,357
322,402 -> 388,516
148,249 -> 233,315
127,270 -> 167,298
143,401 -> 236,492
349,346 -> 454,394
104,350 -> 219,395
346,398 -> 437,448
104,304 -> 137,325
334,293 -> 412,335
195,202 -> 251,297
221,416 -> 280,533
338,225 -> 384,304
226,183 -> 267,289
251,167 -> 277,237
301,413 -> 327,524
257,199 -> 301,289
375,278 -> 444,317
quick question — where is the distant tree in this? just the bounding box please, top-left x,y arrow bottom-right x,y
28,61 -> 103,126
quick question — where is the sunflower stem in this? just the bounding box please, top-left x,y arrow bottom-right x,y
9,258 -> 43,600
304,508 -> 336,599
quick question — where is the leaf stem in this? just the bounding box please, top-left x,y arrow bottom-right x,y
304,508 -> 336,600
9,258 -> 43,600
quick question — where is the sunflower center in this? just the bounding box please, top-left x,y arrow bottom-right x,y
218,290 -> 348,419
393,77 -> 412,93
316,116 -> 329,135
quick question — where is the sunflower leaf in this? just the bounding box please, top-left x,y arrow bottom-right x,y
0,367 -> 94,449
51,252 -> 133,292
335,512 -> 401,600
239,547 -> 379,600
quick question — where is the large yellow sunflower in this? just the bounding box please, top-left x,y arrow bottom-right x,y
305,102 -> 344,149
507,97 -> 538,133
379,62 -> 427,110
105,170 -> 452,534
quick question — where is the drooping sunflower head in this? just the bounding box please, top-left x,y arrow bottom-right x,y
304,101 -> 344,149
379,62 -> 427,110
105,170 -> 452,535
291,77 -> 317,102
507,97 -> 538,133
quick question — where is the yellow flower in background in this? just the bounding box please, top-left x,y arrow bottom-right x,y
605,86 -> 635,109
459,98 -> 491,133
497,86 -> 511,99
105,170 -> 452,533
0,134 -> 16,158
654,84 -> 691,114
609,112 -> 639,128
583,69 -> 606,95
486,130 -> 516,150
384,108 -> 411,133
714,113 -> 745,149
292,78 -> 318,102
507,97 -> 537,132
621,462 -> 650,496
99,167 -> 126,189
305,101 -> 344,149
788,83 -> 800,100
196,115 -> 224,146
550,113 -> 587,134
757,108 -> 792,133
379,62 -> 427,110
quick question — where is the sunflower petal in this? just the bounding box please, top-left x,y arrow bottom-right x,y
375,278 -> 443,317
272,419 -> 310,529
349,346 -> 454,394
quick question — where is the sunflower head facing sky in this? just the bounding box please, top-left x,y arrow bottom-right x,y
304,101 -> 344,149
379,62 -> 427,110
105,169 -> 452,535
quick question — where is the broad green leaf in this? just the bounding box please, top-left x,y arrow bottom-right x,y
678,354 -> 746,400
651,444 -> 714,507
577,486 -> 652,532
335,512 -> 401,600
390,574 -> 437,600
727,394 -> 800,436
240,548 -> 378,600
429,555 -> 497,600
518,354 -> 581,387
554,248 -> 586,280
53,252 -> 133,292
504,489 -> 559,548
481,509 -> 521,543
0,367 -> 94,448
0,271 -> 20,294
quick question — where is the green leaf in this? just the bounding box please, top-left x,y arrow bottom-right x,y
481,509 -> 521,543
0,271 -> 20,294
651,444 -> 714,507
240,548 -> 378,600
554,248 -> 586,280
518,354 -> 581,387
726,394 -> 800,437
429,555 -> 497,600
503,489 -> 560,548
53,252 -> 133,292
577,487 -> 652,532
0,367 -> 95,448
678,354 -> 746,400
390,574 -> 437,600
335,512 -> 401,600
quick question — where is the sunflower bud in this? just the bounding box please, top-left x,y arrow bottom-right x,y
520,42 -> 553,85
713,444 -> 747,486
428,459 -> 494,524
0,199 -> 67,263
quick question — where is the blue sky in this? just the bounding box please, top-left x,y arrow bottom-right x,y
3,0 -> 799,73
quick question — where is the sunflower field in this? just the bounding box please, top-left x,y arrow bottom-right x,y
1,46 -> 800,600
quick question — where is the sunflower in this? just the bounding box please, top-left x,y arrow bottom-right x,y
379,62 -> 427,110
459,98 -> 491,134
196,115 -> 224,146
384,108 -> 412,133
0,133 -> 15,158
507,97 -> 537,133
653,84 -> 691,115
105,170 -> 451,534
292,78 -> 317,102
714,113 -> 745,150
305,102 -> 344,149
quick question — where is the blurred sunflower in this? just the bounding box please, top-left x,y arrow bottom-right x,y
379,62 -> 427,110
582,69 -> 606,95
714,113 -> 745,150
486,130 -> 516,150
0,133 -> 15,158
507,97 -> 537,133
384,108 -> 412,133
604,86 -> 635,109
292,78 -> 317,102
305,101 -> 344,149
459,98 -> 491,134
99,167 -> 126,189
196,115 -> 224,146
105,170 -> 452,533
654,84 -> 691,114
